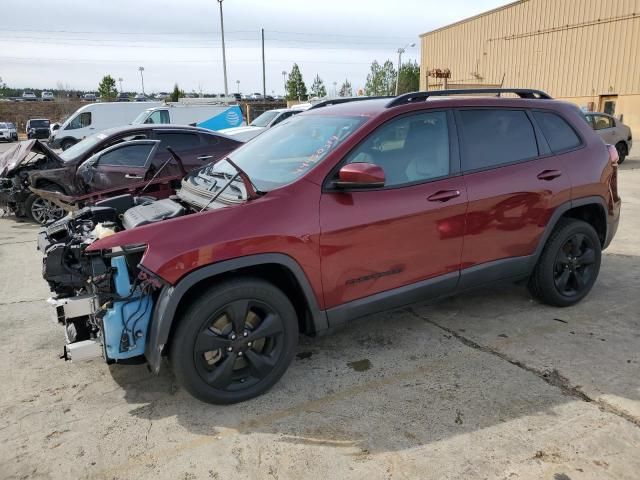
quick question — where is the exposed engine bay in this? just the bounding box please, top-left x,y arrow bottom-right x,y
38,160 -> 256,364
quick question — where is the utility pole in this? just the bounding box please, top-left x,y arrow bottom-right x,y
118,77 -> 123,92
395,43 -> 415,95
236,80 -> 240,94
261,28 -> 266,98
217,0 -> 228,96
281,70 -> 287,97
138,67 -> 145,95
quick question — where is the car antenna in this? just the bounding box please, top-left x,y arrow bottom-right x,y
140,147 -> 186,194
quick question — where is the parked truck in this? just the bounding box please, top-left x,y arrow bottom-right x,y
131,103 -> 244,131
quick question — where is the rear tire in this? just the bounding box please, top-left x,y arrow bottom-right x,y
170,278 -> 298,404
615,142 -> 627,164
528,218 -> 601,307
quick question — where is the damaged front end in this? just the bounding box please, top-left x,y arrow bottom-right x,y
38,198 -> 166,363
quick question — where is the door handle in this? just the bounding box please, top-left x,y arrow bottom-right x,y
427,189 -> 461,202
197,155 -> 213,160
537,169 -> 562,181
124,174 -> 143,179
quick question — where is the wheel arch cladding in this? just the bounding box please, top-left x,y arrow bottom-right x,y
560,202 -> 607,246
144,253 -> 328,374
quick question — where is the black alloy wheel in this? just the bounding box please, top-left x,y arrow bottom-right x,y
528,218 -> 601,307
553,233 -> 597,297
171,279 -> 298,404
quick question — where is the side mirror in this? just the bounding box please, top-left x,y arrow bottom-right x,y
52,124 -> 60,131
334,162 -> 385,189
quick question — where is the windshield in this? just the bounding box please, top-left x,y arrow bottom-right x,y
210,114 -> 366,191
249,110 -> 280,127
30,120 -> 50,128
131,110 -> 151,124
0,123 -> 7,129
59,132 -> 107,161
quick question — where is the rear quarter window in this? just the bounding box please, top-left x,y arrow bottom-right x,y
459,109 -> 538,171
533,111 -> 581,153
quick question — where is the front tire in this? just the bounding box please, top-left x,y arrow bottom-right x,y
170,278 -> 298,404
528,218 -> 601,307
615,142 -> 627,164
25,185 -> 66,225
61,139 -> 76,151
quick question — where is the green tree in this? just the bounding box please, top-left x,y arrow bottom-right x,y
338,79 -> 352,97
97,75 -> 117,102
396,60 -> 420,95
309,74 -> 327,98
170,83 -> 185,102
286,63 -> 307,101
364,60 -> 397,96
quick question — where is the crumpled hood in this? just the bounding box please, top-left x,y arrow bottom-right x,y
0,140 -> 62,177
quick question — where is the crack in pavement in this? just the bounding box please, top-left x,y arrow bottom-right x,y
0,239 -> 37,246
406,307 -> 640,429
0,298 -> 47,306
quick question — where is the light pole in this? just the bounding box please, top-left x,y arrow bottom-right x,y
217,0 -> 228,96
138,67 -> 145,95
281,70 -> 287,96
395,42 -> 415,95
236,80 -> 240,94
118,77 -> 123,92
333,81 -> 337,98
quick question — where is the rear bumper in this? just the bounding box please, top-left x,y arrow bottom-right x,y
603,198 -> 621,250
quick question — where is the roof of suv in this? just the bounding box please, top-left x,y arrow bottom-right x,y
303,89 -> 563,118
96,123 -> 241,140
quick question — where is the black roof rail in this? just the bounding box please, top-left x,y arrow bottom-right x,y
308,96 -> 393,110
385,88 -> 552,108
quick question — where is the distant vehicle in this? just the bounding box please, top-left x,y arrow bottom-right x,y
154,92 -> 169,100
22,91 -> 37,101
220,107 -> 303,141
250,92 -> 264,100
26,119 -> 51,139
273,95 -> 284,100
117,92 -> 130,102
0,122 -> 18,142
131,104 -> 245,131
83,93 -> 97,102
134,93 -> 147,102
41,91 -> 54,101
49,101 -> 163,150
231,93 -> 242,101
584,112 -> 633,164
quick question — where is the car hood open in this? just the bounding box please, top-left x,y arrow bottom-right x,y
0,140 -> 63,177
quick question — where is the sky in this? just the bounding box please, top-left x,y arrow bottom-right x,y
1,0 -> 510,95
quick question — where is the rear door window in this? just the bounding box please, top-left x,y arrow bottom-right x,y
533,111 -> 581,153
145,110 -> 170,124
154,132 -> 201,151
459,109 -> 538,171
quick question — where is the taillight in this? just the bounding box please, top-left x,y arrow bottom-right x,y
607,144 -> 619,165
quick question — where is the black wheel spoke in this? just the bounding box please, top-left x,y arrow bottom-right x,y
195,330 -> 231,353
578,248 -> 595,266
204,353 -> 237,388
573,270 -> 586,290
556,249 -> 570,265
571,234 -> 585,256
225,299 -> 250,333
248,313 -> 283,341
244,349 -> 277,379
555,268 -> 571,292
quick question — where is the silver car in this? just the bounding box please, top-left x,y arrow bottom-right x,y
0,122 -> 17,142
585,112 -> 633,163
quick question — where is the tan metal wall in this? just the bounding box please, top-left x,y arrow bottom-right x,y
419,0 -> 640,97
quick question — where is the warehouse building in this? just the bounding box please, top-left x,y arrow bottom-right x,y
419,0 -> 640,137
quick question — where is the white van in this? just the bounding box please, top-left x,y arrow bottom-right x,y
131,104 -> 245,131
49,102 -> 162,150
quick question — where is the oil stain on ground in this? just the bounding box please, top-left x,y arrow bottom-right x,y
347,359 -> 371,372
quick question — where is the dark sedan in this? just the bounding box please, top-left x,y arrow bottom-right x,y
0,124 -> 243,224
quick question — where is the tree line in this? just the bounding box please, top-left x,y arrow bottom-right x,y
284,59 -> 420,101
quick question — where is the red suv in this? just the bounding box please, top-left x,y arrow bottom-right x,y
40,89 -> 620,404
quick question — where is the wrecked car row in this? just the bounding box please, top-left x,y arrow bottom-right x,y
0,125 -> 242,223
